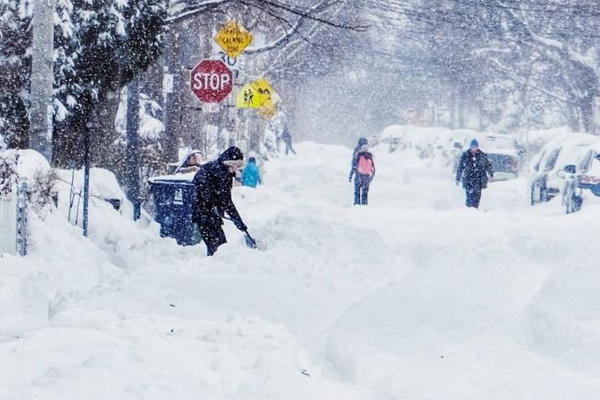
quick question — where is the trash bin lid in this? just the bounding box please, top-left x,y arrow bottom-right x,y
148,172 -> 196,185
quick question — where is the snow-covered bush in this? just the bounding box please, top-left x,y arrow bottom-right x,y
29,168 -> 58,215
0,152 -> 18,197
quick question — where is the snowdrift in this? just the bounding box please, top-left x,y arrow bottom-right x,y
2,141 -> 600,399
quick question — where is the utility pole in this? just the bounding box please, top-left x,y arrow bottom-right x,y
29,0 -> 54,161
163,29 -> 181,163
126,74 -> 141,221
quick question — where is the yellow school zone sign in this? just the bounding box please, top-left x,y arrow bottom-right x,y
236,83 -> 261,108
215,21 -> 253,58
235,77 -> 276,109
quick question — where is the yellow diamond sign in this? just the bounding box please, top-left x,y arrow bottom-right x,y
252,77 -> 274,104
236,83 -> 261,108
236,78 -> 276,109
215,21 -> 253,59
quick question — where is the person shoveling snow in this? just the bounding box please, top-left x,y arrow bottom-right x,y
192,146 -> 255,256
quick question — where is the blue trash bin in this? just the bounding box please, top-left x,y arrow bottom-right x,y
148,177 -> 200,246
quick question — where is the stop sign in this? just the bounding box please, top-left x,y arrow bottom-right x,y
190,59 -> 233,103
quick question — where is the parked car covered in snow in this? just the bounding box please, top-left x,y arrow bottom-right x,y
576,144 -> 600,197
559,145 -> 600,214
451,132 -> 526,181
530,134 -> 600,205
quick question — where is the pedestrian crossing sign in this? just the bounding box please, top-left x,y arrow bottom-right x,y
235,83 -> 261,108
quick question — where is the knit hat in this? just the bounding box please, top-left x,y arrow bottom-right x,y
470,139 -> 479,148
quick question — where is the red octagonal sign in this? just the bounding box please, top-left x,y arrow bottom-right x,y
190,59 -> 233,103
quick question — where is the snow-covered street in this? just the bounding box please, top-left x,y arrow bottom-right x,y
3,142 -> 600,399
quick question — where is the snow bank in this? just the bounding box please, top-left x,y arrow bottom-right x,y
0,148 -> 366,399
3,140 -> 600,399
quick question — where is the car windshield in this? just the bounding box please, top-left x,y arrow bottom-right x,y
544,149 -> 561,171
579,151 -> 593,171
561,144 -> 592,166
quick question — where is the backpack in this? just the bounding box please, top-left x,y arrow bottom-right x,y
356,153 -> 374,175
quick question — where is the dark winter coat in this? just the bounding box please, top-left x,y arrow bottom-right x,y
192,147 -> 247,253
456,149 -> 494,191
281,127 -> 292,144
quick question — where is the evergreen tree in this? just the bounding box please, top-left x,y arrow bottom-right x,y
0,0 -> 31,148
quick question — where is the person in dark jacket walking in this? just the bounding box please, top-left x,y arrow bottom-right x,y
192,146 -> 249,256
281,126 -> 296,155
349,142 -> 376,205
455,139 -> 494,208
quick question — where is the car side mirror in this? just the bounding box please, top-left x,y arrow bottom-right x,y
564,165 -> 576,174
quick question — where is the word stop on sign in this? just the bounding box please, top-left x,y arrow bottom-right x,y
192,72 -> 231,91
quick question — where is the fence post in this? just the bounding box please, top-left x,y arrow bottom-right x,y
16,178 -> 28,256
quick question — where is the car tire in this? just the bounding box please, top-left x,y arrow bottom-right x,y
540,183 -> 548,203
531,183 -> 545,205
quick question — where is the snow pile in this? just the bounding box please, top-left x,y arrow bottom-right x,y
376,124 -> 464,167
3,140 -> 600,398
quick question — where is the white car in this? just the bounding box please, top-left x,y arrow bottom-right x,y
530,133 -> 600,205
576,144 -> 600,197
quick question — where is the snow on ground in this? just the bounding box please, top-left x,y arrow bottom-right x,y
2,140 -> 600,399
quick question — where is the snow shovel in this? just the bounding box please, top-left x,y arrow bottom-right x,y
222,216 -> 265,251
242,230 -> 267,251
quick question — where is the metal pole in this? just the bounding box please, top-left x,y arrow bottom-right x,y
16,178 -> 28,256
82,125 -> 90,237
126,74 -> 141,221
29,0 -> 54,161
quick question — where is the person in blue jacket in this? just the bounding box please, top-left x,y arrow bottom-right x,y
455,139 -> 494,208
241,157 -> 261,188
